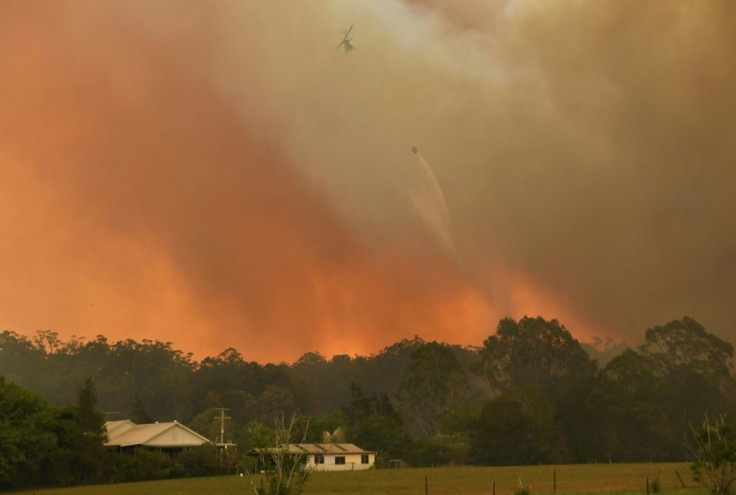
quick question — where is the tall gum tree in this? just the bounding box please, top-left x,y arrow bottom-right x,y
396,341 -> 468,438
477,316 -> 596,396
641,317 -> 736,453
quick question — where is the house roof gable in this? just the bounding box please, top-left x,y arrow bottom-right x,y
104,420 -> 211,448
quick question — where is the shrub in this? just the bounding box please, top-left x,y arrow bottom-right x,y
407,434 -> 471,467
691,416 -> 736,495
112,448 -> 174,482
175,445 -> 223,477
515,478 -> 532,495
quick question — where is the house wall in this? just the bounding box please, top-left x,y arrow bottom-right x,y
308,453 -> 375,471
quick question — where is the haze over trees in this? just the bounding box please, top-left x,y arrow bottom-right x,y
0,315 -> 734,488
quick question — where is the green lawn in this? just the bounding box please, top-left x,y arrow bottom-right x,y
12,463 -> 704,495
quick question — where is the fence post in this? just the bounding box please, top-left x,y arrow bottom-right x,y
675,470 -> 686,488
425,475 -> 428,495
554,470 -> 557,494
646,476 -> 650,495
493,480 -> 496,495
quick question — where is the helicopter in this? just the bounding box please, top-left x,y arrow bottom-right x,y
337,25 -> 355,54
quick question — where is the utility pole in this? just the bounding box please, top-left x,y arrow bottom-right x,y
215,408 -> 231,444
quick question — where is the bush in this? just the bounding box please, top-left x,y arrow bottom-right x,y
175,445 -> 223,477
407,434 -> 471,467
110,445 -> 234,483
691,416 -> 736,495
111,448 -> 174,482
515,478 -> 532,495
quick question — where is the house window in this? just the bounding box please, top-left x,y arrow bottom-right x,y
335,456 -> 346,465
361,454 -> 369,464
314,455 -> 324,464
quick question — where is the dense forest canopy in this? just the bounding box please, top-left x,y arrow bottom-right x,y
1,315 -> 734,487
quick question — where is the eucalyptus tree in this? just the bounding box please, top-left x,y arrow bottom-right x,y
475,317 -> 597,463
477,316 -> 596,396
396,341 -> 468,438
587,349 -> 673,461
641,317 -> 736,457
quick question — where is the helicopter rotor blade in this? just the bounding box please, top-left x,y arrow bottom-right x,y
336,25 -> 353,50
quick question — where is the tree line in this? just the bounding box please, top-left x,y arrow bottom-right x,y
0,315 -> 734,489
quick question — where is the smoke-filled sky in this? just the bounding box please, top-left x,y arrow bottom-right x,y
2,1 -> 735,363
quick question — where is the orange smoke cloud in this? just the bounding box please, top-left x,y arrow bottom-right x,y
2,1 -> 735,362
0,1 -> 497,362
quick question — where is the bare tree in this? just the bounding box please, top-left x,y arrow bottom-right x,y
691,415 -> 736,495
247,414 -> 313,495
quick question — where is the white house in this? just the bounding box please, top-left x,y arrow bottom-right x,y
105,420 -> 211,452
249,443 -> 376,471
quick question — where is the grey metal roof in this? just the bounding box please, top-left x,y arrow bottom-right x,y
104,420 -> 211,448
250,443 -> 376,455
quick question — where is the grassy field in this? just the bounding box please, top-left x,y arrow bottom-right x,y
12,463 -> 705,495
